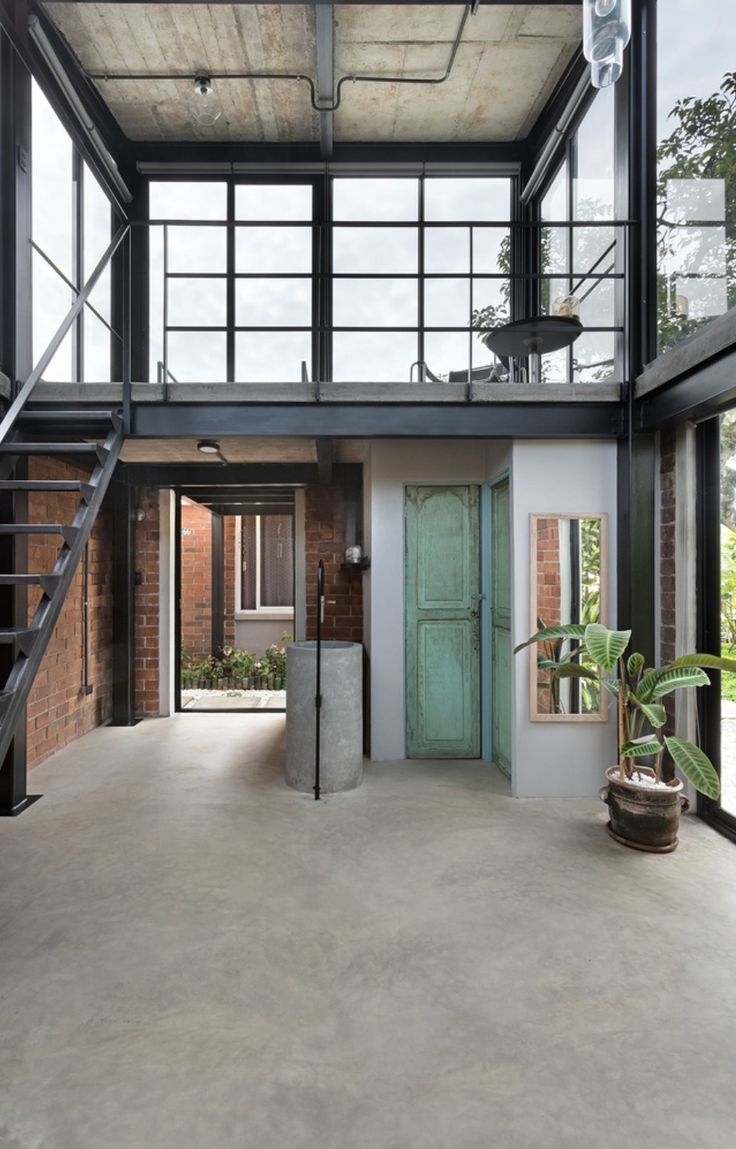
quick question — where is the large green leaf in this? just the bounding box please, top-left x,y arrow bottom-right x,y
513,624 -> 585,655
601,679 -> 620,698
630,699 -> 667,728
665,736 -> 721,799
554,664 -> 599,681
621,738 -> 662,759
627,652 -> 645,678
583,624 -> 631,672
651,666 -> 710,699
670,653 -> 736,674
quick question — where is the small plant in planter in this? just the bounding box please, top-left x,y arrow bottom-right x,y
515,622 -> 736,852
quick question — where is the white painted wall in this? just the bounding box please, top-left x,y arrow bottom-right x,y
511,441 -> 618,797
365,439 -> 511,762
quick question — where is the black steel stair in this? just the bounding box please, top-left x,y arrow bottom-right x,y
0,412 -> 124,772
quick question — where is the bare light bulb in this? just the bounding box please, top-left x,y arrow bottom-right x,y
190,75 -> 222,127
583,0 -> 631,89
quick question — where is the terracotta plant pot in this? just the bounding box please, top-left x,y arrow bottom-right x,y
600,765 -> 690,853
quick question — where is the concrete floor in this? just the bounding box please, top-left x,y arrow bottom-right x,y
2,715 -> 736,1149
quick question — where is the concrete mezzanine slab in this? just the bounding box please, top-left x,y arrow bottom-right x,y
1,713 -> 736,1148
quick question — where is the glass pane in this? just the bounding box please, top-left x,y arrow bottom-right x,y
236,184 -> 312,221
235,279 -> 311,327
333,178 -> 418,221
167,332 -> 226,382
541,349 -> 569,384
83,311 -> 111,383
657,0 -> 735,353
424,332 -> 472,381
236,226 -> 312,273
473,227 -> 509,274
260,516 -> 294,607
333,227 -> 417,274
578,276 -> 615,329
573,87 -> 614,221
573,332 -> 615,383
424,178 -> 510,222
33,251 -> 73,381
424,279 -> 469,329
236,332 -> 311,382
241,516 -> 256,610
332,332 -> 418,382
168,279 -> 226,328
720,410 -> 736,817
149,181 -> 226,220
333,279 -> 417,328
168,225 -> 227,273
149,227 -> 164,382
542,161 -> 568,223
83,163 -> 112,285
424,228 -> 469,274
472,278 -> 510,330
32,81 -> 73,279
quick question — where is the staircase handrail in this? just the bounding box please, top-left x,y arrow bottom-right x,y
0,221 -> 130,448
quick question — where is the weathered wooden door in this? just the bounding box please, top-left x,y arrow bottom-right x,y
491,478 -> 512,777
405,485 -> 481,758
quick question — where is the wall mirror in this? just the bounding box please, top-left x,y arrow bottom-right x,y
529,513 -> 608,722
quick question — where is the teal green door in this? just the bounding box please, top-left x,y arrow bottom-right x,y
405,485 -> 481,758
491,478 -> 512,777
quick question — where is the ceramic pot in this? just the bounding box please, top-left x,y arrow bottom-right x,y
599,765 -> 690,853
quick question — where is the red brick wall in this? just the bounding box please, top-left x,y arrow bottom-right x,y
134,488 -> 160,717
25,457 -> 113,770
180,498 -> 213,659
535,517 -> 562,627
305,483 -> 363,644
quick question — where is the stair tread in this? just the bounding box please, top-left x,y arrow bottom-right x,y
0,480 -> 87,490
0,574 -> 61,583
0,523 -> 76,533
0,442 -> 106,453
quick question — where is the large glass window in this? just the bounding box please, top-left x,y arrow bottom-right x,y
657,0 -> 735,353
332,175 -> 510,383
539,86 -> 618,384
32,81 -> 113,383
240,515 -> 294,612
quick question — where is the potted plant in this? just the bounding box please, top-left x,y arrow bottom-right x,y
514,622 -> 735,852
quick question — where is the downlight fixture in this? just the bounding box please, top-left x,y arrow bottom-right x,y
582,0 -> 631,88
197,440 -> 221,455
191,74 -> 223,127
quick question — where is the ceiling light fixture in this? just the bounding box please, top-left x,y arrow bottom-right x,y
197,439 -> 221,455
582,0 -> 631,89
191,74 -> 222,127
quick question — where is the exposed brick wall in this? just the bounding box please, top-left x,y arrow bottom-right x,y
134,488 -> 160,717
535,517 -> 562,627
224,514 -> 236,648
25,457 -> 113,770
305,483 -> 363,644
180,498 -> 213,659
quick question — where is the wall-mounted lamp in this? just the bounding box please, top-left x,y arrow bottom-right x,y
582,0 -> 631,89
133,505 -> 146,522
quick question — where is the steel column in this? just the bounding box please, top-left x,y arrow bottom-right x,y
110,475 -> 136,724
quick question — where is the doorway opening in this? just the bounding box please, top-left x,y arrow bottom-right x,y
176,490 -> 296,713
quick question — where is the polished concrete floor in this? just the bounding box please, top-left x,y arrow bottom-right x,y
2,714 -> 736,1149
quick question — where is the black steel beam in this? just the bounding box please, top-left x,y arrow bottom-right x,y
0,458 -> 34,815
44,1 -> 581,5
123,462 -> 362,487
316,437 -> 334,484
132,403 -> 624,440
315,3 -> 334,160
135,140 -> 526,169
522,49 -> 591,189
635,349 -> 736,430
110,477 -> 136,724
0,23 -> 32,389
616,431 -> 655,662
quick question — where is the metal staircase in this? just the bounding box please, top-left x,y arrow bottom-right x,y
0,410 -> 124,772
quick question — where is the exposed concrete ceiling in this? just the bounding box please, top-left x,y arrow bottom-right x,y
42,3 -> 581,144
119,437 -> 368,463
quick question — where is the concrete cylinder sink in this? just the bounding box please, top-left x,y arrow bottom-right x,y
286,641 -> 363,793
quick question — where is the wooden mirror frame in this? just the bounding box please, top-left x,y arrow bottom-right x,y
529,512 -> 609,723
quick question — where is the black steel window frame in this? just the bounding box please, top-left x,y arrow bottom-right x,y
697,415 -> 736,844
30,83 -> 119,383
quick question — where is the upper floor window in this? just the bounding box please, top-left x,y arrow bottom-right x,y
32,81 -> 113,382
539,86 -> 619,383
657,0 -> 735,353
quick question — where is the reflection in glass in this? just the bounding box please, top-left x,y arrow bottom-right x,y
425,279 -> 469,329
333,178 -> 418,221
236,184 -> 312,221
334,227 -> 417,274
332,332 -> 417,382
423,332 -> 472,381
333,279 -> 417,329
167,332 -> 227,382
168,278 -> 227,328
531,515 -> 605,718
236,226 -> 312,274
719,410 -> 736,817
236,332 -> 311,382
